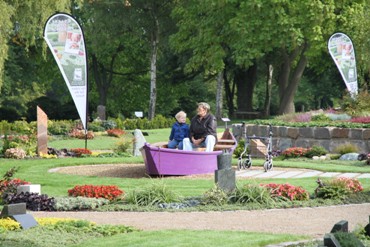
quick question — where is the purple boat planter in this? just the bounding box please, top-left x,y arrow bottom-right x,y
141,129 -> 237,176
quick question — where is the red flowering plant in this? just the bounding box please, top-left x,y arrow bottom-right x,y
262,183 -> 309,201
282,147 -> 309,158
70,148 -> 92,157
107,128 -> 126,137
68,185 -> 124,201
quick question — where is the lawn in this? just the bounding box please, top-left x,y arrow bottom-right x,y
1,128 -> 369,246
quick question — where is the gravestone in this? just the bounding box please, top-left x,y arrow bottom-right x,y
330,220 -> 348,233
133,129 -> 146,156
97,105 -> 106,120
0,203 -> 38,230
37,106 -> 48,155
215,151 -> 235,192
17,184 -> 41,195
323,233 -> 341,247
250,139 -> 266,158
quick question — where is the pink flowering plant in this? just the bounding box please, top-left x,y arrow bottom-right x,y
262,183 -> 309,201
329,177 -> 363,193
281,147 -> 309,158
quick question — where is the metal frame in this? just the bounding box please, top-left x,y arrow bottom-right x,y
237,123 -> 273,172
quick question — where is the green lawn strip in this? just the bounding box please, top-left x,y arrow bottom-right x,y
71,230 -> 312,247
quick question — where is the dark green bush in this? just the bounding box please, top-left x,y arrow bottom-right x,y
315,186 -> 348,200
305,145 -> 328,158
48,120 -> 74,135
333,232 -> 364,247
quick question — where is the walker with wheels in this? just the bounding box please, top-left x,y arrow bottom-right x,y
237,123 -> 273,172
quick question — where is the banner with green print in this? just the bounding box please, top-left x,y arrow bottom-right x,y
328,32 -> 358,98
43,13 -> 88,130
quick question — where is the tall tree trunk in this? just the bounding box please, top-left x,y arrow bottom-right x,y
224,65 -> 236,117
148,12 -> 159,120
263,64 -> 273,117
236,64 -> 257,112
278,43 -> 309,114
215,71 -> 223,120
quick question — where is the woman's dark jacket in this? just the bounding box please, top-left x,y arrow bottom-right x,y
169,122 -> 190,141
189,113 -> 217,143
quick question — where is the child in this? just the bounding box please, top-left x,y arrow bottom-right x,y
168,111 -> 189,150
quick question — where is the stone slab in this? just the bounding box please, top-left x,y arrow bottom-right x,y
37,106 -> 48,155
254,170 -> 285,178
337,173 -> 361,178
357,173 -> 370,179
215,169 -> 236,192
17,184 -> 41,195
235,170 -> 265,177
319,172 -> 341,178
273,171 -> 306,178
0,203 -> 26,217
133,129 -> 146,156
294,171 -> 323,178
12,214 -> 38,229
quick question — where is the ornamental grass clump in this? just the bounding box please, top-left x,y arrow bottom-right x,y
262,183 -> 309,201
68,185 -> 124,201
229,183 -> 275,206
315,177 -> 363,200
126,181 -> 180,206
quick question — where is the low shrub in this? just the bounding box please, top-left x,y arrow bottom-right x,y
68,129 -> 94,139
281,147 -> 309,158
70,148 -> 92,157
305,145 -> 328,158
311,113 -> 331,122
0,217 -> 21,231
3,192 -> 55,211
333,143 -> 359,155
201,185 -> 229,206
315,178 -> 363,200
113,138 -> 133,154
262,183 -> 309,201
329,177 -> 363,193
126,182 -> 180,206
333,232 -> 365,247
54,196 -> 110,211
107,128 -> 125,137
0,178 -> 30,196
229,183 -> 275,206
68,185 -> 124,201
4,148 -> 26,159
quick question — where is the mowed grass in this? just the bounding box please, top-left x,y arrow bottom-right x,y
72,230 -> 311,247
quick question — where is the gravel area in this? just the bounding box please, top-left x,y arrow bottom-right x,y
44,164 -> 370,238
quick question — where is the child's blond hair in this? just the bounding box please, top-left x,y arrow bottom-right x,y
175,111 -> 186,121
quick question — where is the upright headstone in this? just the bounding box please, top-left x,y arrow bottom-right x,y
97,105 -> 106,120
215,151 -> 236,192
133,129 -> 146,156
37,106 -> 48,155
0,203 -> 38,229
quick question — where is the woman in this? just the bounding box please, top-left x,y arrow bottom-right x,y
183,102 -> 217,152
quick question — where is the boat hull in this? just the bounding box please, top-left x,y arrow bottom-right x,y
141,145 -> 224,175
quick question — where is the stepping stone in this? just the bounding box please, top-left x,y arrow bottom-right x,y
254,170 -> 285,178
319,172 -> 341,177
357,173 -> 370,179
236,170 -> 264,177
337,173 -> 361,178
294,171 -> 323,178
273,171 -> 305,178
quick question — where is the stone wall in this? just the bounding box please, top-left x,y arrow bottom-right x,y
232,124 -> 370,153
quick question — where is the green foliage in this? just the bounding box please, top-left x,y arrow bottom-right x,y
48,120 -> 74,135
54,197 -> 110,211
201,185 -> 229,206
333,143 -> 360,155
333,232 -> 364,247
341,91 -> 370,117
315,186 -> 348,200
305,145 -> 328,158
229,183 -> 275,206
113,137 -> 133,154
233,139 -> 246,158
125,181 -> 180,206
311,114 -> 331,122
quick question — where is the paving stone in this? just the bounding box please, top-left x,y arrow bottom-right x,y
337,173 -> 361,178
235,170 -> 264,177
357,173 -> 370,178
273,171 -> 305,178
319,172 -> 341,177
254,170 -> 285,178
294,171 -> 323,178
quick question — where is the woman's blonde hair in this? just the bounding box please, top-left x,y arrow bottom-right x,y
175,111 -> 186,120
